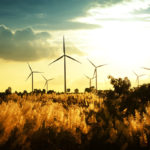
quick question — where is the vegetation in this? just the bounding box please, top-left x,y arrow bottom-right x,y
0,76 -> 150,150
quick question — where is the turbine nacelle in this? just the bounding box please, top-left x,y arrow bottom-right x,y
84,74 -> 95,80
87,59 -> 107,69
49,55 -> 81,65
133,71 -> 145,78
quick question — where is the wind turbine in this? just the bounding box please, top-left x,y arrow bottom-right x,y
84,74 -> 94,88
41,75 -> 54,92
133,71 -> 145,87
88,59 -> 107,92
26,63 -> 43,92
49,36 -> 81,93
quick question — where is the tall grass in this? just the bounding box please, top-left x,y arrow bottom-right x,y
0,93 -> 150,150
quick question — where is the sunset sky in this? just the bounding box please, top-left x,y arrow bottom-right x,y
0,0 -> 150,92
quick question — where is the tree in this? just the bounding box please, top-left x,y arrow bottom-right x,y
42,89 -> 46,94
5,87 -> 12,95
108,75 -> 131,95
47,90 -> 55,94
85,88 -> 91,93
84,86 -> 95,93
23,90 -> 28,95
67,88 -> 71,93
74,88 -> 79,94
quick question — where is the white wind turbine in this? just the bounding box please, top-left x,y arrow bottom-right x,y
49,36 -> 81,93
26,63 -> 43,92
41,75 -> 54,92
133,71 -> 145,87
84,74 -> 94,88
88,59 -> 107,92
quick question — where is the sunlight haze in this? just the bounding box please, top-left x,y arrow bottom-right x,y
0,0 -> 150,92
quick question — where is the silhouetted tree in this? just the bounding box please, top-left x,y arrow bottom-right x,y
108,75 -> 131,96
74,88 -> 79,94
131,83 -> 150,103
5,87 -> 12,95
85,88 -> 91,93
47,90 -> 55,94
67,88 -> 71,93
42,89 -> 46,94
23,90 -> 28,95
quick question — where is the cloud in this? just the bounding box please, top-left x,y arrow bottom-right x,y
33,22 -> 100,30
14,28 -> 50,41
0,25 -> 85,62
72,0 -> 150,24
95,0 -> 125,6
0,0 -> 100,30
1,0 -> 150,30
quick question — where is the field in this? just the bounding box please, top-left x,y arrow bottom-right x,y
0,91 -> 150,150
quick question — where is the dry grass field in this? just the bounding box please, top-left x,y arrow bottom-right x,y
0,92 -> 150,150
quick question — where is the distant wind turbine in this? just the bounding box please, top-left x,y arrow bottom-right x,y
26,63 -> 43,92
42,75 -> 54,92
88,59 -> 107,92
49,36 -> 81,93
84,74 -> 94,88
133,71 -> 145,87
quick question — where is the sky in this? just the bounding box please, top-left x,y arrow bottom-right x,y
0,0 -> 150,92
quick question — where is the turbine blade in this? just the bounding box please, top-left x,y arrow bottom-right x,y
66,55 -> 81,64
41,75 -> 47,81
26,73 -> 32,81
27,63 -> 32,72
92,77 -> 95,79
49,55 -> 64,65
84,74 -> 90,79
142,67 -> 150,70
87,59 -> 96,67
92,75 -> 95,79
139,74 -> 145,77
63,36 -> 66,55
33,71 -> 43,73
97,64 -> 107,68
133,71 -> 138,76
48,78 -> 54,81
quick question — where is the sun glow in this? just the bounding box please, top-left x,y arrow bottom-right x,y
72,0 -> 150,24
76,21 -> 150,70
70,0 -> 150,73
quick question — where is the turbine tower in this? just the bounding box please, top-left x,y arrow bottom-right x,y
88,59 -> 107,92
26,63 -> 43,92
133,71 -> 145,87
42,75 -> 54,92
49,36 -> 81,93
84,74 -> 94,88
